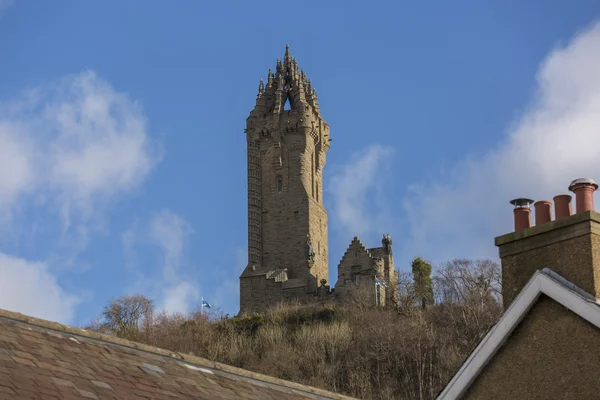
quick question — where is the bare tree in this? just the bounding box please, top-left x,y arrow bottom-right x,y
434,259 -> 502,348
435,259 -> 501,305
397,271 -> 418,315
98,294 -> 154,341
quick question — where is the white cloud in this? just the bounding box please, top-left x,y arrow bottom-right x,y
401,21 -> 600,266
3,71 -> 161,227
328,145 -> 395,238
0,121 -> 34,217
162,282 -> 199,316
0,70 -> 160,232
0,252 -> 79,324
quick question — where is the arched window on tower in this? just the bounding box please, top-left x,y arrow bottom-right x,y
283,96 -> 292,111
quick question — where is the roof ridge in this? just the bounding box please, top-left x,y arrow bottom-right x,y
540,267 -> 597,302
0,308 -> 357,400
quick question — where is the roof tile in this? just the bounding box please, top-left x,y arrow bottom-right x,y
77,389 -> 100,399
91,380 -> 113,390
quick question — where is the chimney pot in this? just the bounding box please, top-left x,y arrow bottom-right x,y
510,198 -> 534,232
534,200 -> 552,225
568,178 -> 598,213
553,194 -> 573,219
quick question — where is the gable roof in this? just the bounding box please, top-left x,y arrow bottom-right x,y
0,308 -> 357,400
335,237 -> 376,268
437,268 -> 600,400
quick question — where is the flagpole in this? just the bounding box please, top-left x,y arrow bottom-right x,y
374,277 -> 378,307
201,296 -> 204,315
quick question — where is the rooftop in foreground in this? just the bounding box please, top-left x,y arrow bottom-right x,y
0,308 -> 357,400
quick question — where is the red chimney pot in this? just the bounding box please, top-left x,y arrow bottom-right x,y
510,198 -> 534,232
568,178 -> 598,213
553,194 -> 573,219
534,200 -> 552,225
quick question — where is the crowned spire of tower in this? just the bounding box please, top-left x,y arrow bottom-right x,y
249,44 -> 324,117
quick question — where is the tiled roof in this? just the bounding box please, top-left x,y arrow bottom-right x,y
0,308 -> 357,400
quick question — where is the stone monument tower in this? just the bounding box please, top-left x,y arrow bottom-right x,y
239,45 -> 331,312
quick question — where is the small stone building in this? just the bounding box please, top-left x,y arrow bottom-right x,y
239,45 -> 398,313
334,236 -> 396,307
438,178 -> 600,400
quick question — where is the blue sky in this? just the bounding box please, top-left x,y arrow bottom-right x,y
1,0 -> 600,325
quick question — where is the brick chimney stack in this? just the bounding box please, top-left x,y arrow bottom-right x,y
553,194 -> 573,219
534,200 -> 552,225
497,177 -> 600,309
510,198 -> 534,232
568,178 -> 598,213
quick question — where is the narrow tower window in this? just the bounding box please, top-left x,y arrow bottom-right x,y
276,176 -> 283,194
311,154 -> 315,198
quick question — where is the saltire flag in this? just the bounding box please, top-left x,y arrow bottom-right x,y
375,277 -> 388,287
202,299 -> 212,309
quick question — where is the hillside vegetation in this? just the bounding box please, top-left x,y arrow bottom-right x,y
85,259 -> 502,400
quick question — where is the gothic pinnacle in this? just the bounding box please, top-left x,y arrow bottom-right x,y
307,79 -> 312,93
258,77 -> 264,94
285,43 -> 290,58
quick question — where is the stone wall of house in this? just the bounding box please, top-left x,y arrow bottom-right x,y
465,295 -> 600,399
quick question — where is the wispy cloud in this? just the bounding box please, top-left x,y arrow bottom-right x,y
401,21 -> 600,266
150,210 -> 194,284
328,144 -> 395,239
122,210 -> 199,315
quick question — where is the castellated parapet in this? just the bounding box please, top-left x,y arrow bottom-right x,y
239,45 -> 398,313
